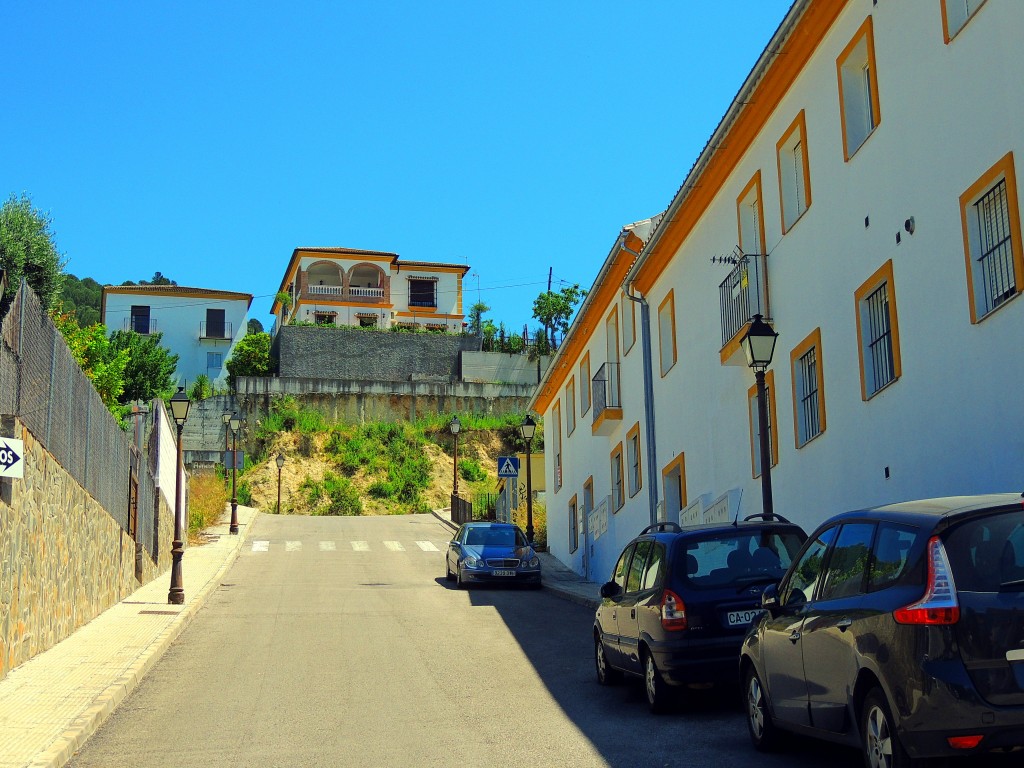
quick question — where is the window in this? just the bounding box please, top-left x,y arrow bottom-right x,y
569,494 -> 579,554
580,353 -> 591,415
207,352 -> 222,369
552,401 -> 562,492
662,454 -> 686,521
626,540 -> 652,594
642,543 -> 665,591
781,526 -> 838,606
610,443 -> 624,512
565,377 -> 576,436
622,294 -> 637,354
790,328 -> 826,447
855,260 -> 901,399
737,171 -> 766,256
612,544 -> 633,591
130,305 -> 150,334
626,422 -> 642,498
942,0 -> 987,42
206,308 -> 226,338
748,370 -> 778,478
408,278 -> 437,308
836,17 -> 880,161
583,476 -> 594,521
313,312 -> 336,326
868,522 -> 919,592
658,290 -> 677,376
605,307 -> 621,407
358,315 -> 378,328
819,523 -> 875,601
960,152 -> 1024,323
776,111 -> 812,233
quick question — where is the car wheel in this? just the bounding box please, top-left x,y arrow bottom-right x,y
862,688 -> 910,768
644,651 -> 672,714
456,567 -> 466,589
595,634 -> 622,686
745,666 -> 781,751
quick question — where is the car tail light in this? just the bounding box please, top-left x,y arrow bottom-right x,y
661,589 -> 688,631
947,735 -> 984,749
893,536 -> 960,625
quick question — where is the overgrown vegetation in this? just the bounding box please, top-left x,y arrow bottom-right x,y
458,458 -> 486,482
299,471 -> 363,516
189,472 -> 228,541
325,421 -> 432,511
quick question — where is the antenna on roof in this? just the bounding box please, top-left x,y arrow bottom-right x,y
732,488 -> 744,527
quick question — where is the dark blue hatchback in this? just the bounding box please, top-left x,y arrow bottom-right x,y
445,522 -> 542,589
594,518 -> 806,712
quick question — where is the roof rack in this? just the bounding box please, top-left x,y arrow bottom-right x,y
640,521 -> 682,535
742,513 -> 792,524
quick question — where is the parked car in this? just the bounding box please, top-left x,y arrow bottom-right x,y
445,522 -> 542,589
741,493 -> 1024,766
594,517 -> 806,712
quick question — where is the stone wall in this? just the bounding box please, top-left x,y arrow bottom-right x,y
0,420 -> 173,681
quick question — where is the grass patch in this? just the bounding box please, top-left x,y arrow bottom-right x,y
512,497 -> 547,548
299,471 -> 363,516
189,472 -> 227,539
258,395 -> 327,436
417,412 -> 545,452
458,458 -> 486,482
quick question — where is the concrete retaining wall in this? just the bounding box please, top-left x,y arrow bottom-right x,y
461,351 -> 549,385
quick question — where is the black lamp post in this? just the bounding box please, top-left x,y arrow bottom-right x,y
229,413 -> 241,534
520,414 -> 537,543
167,387 -> 191,605
449,416 -> 461,498
276,452 -> 285,514
221,411 -> 231,487
742,313 -> 779,521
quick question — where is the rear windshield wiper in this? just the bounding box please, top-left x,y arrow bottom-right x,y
999,578 -> 1024,592
735,575 -> 781,592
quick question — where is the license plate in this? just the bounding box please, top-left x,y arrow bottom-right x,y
727,609 -> 760,626
492,569 -> 516,577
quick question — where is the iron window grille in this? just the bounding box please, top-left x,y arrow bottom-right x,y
797,347 -> 821,445
975,179 -> 1016,315
864,282 -> 895,395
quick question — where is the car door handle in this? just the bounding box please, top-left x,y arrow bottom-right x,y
837,618 -> 852,632
631,608 -> 636,620
789,630 -> 801,644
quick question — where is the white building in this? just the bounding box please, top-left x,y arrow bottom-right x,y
270,247 -> 469,333
530,0 -> 1024,583
101,285 -> 253,389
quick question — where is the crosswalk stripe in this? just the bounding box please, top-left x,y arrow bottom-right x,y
384,541 -> 405,551
252,541 -> 269,552
285,541 -> 302,552
351,541 -> 370,551
319,541 -> 337,551
416,541 -> 439,552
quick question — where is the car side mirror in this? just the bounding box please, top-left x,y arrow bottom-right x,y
600,581 -> 622,599
761,583 -> 780,613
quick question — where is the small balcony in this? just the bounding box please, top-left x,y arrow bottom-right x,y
718,252 -> 770,365
200,321 -> 233,340
125,317 -> 157,335
300,284 -> 388,304
592,362 -> 622,436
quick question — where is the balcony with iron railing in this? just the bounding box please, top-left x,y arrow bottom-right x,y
199,321 -> 233,340
718,252 -> 771,365
591,361 -> 622,435
125,317 -> 157,334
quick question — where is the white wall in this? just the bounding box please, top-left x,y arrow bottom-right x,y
543,0 -> 1024,584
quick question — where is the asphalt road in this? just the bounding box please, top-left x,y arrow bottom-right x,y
65,513 -> 875,767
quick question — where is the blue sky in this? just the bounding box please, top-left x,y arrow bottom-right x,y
4,1 -> 793,330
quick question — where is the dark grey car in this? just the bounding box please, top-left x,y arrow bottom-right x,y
741,493 -> 1024,767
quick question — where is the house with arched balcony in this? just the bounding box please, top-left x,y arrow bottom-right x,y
271,247 -> 469,333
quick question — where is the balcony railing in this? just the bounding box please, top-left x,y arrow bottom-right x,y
308,284 -> 343,296
350,286 -> 385,298
719,252 -> 770,347
592,362 -> 621,424
200,321 -> 233,339
125,317 -> 157,334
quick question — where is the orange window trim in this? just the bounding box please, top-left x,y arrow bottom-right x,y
580,352 -> 592,415
736,170 -> 766,255
959,152 -> 1024,324
836,16 -> 881,162
658,289 -> 677,377
789,327 -> 827,448
611,442 -> 624,511
661,453 -> 687,510
622,293 -> 637,354
747,369 -> 779,478
626,422 -> 642,498
854,259 -> 902,400
566,376 -> 576,436
941,0 -> 989,44
775,110 -> 813,235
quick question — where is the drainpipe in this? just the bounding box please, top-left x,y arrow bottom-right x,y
620,240 -> 659,528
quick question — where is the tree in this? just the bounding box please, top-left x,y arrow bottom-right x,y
247,318 -> 264,334
532,283 -> 587,347
120,272 -> 177,287
57,273 -> 102,326
467,301 -> 489,336
226,332 -> 272,389
108,330 -> 179,403
50,310 -> 128,417
0,194 -> 66,310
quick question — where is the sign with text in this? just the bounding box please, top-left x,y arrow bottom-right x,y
0,438 -> 24,478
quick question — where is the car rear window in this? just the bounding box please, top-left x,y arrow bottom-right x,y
945,508 -> 1024,592
676,529 -> 804,590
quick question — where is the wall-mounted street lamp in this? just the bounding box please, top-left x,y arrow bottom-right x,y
229,413 -> 241,534
276,452 -> 285,514
167,387 -> 191,605
449,416 -> 462,498
519,414 -> 537,543
743,313 -> 779,521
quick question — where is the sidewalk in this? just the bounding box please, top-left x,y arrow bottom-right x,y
0,505 -> 257,768
431,508 -> 601,610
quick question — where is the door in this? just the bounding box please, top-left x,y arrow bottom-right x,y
761,525 -> 837,727
596,544 -> 634,668
616,540 -> 654,674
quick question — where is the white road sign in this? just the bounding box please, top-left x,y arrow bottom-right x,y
0,438 -> 25,479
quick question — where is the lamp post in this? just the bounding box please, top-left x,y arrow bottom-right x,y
276,452 -> 285,514
520,414 -> 537,543
221,411 -> 231,487
229,413 -> 241,534
742,314 -> 779,521
167,387 -> 191,605
449,415 -> 461,498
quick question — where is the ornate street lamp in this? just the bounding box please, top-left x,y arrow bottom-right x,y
167,387 -> 191,605
229,413 -> 241,534
449,415 -> 461,498
519,414 -> 537,543
276,452 -> 285,515
222,411 -> 232,487
743,314 -> 779,520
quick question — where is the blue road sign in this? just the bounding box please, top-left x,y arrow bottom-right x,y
497,456 -> 520,477
224,450 -> 245,470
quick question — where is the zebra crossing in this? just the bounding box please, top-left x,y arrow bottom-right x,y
248,539 -> 443,553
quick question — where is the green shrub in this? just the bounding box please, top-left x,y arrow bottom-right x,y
459,458 -> 486,482
299,471 -> 363,516
237,480 -> 253,506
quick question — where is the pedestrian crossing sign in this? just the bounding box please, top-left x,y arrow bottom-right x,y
497,456 -> 520,477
